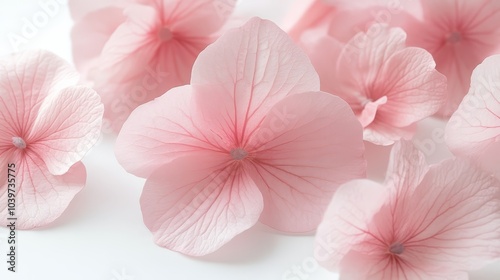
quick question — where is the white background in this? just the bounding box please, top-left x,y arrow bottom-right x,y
0,0 -> 499,279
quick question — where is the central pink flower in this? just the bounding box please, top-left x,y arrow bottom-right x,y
115,18 -> 367,256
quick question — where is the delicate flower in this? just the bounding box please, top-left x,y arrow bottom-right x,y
70,0 -> 237,132
303,24 -> 447,145
315,140 -> 500,279
401,0 -> 500,117
0,50 -> 103,229
446,55 -> 500,178
115,18 -> 366,256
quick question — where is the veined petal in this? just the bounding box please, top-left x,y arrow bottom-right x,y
363,121 -> 416,146
337,24 -> 407,87
376,47 -> 447,127
191,18 -> 320,147
446,54 -> 500,163
0,152 -> 86,229
154,0 -> 236,37
0,51 -> 79,138
399,159 -> 500,273
247,92 -> 366,232
115,85 -> 228,178
141,152 -> 263,256
27,86 -> 103,175
68,0 -> 130,21
71,6 -> 127,75
98,4 -> 161,83
315,179 -> 389,271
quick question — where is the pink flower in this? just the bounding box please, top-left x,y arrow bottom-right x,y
115,18 -> 366,256
446,55 -> 500,178
0,50 -> 103,229
70,0 -> 237,132
303,24 -> 447,145
315,140 -> 500,279
401,0 -> 500,117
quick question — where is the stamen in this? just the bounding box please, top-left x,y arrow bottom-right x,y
230,148 -> 248,160
389,242 -> 405,255
12,137 -> 27,149
158,27 -> 173,42
447,31 -> 461,44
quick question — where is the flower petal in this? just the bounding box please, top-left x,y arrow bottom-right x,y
363,121 -> 416,146
385,140 -> 429,192
446,54 -> 500,169
98,4 -> 161,83
154,0 -> 236,37
315,179 -> 390,271
0,50 -> 79,137
402,158 -> 500,272
191,18 -> 320,148
71,6 -> 127,75
247,91 -> 366,232
27,86 -> 103,175
376,47 -> 446,127
285,0 -> 335,42
0,152 -> 86,229
140,152 -> 263,256
115,85 -> 226,178
68,0 -> 129,21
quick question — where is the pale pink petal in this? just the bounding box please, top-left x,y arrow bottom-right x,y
400,159 -> 500,272
385,140 -> 429,191
27,86 -> 103,175
337,25 -> 406,89
446,55 -> 500,166
141,152 -> 263,256
71,6 -> 127,75
115,85 -> 227,178
285,0 -> 336,41
314,179 -> 390,271
68,0 -> 129,21
0,153 -> 86,229
359,96 -> 387,127
300,31 -> 344,94
191,18 -> 320,148
152,0 -> 236,36
0,51 -> 79,136
98,4 -> 162,83
375,47 -> 447,127
406,0 -> 500,116
247,92 -> 366,232
363,122 -> 416,146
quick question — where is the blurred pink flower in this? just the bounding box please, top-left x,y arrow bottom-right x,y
289,0 -> 500,117
70,0 -> 237,132
401,0 -> 500,117
446,55 -> 500,178
315,140 -> 500,279
0,50 -> 103,229
115,18 -> 366,256
303,24 -> 446,145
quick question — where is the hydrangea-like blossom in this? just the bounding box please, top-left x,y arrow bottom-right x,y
0,50 -> 103,229
446,55 -> 500,178
315,141 -> 500,279
115,18 -> 366,256
288,0 -> 500,117
303,24 -> 447,145
70,0 -> 237,132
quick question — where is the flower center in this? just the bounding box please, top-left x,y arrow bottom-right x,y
230,148 -> 248,160
12,137 -> 27,149
446,31 -> 462,44
389,242 -> 405,255
158,27 -> 173,42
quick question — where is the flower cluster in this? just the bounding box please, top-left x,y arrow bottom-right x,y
1,1 -> 500,279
